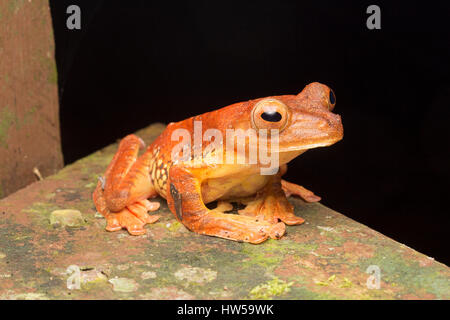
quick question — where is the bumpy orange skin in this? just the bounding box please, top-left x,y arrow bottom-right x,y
93,82 -> 343,243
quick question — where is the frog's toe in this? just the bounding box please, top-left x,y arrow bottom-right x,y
105,214 -> 122,232
302,193 -> 321,203
139,199 -> 161,212
118,210 -> 147,235
276,211 -> 305,225
126,223 -> 147,236
127,200 -> 160,224
244,232 -> 269,244
105,209 -> 143,234
238,197 -> 264,218
243,221 -> 285,243
268,222 -> 286,240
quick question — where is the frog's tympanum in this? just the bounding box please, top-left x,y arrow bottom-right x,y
93,82 -> 343,243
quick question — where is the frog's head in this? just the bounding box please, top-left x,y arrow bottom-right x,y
250,82 -> 343,158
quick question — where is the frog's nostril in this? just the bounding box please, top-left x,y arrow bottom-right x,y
334,114 -> 342,124
320,113 -> 342,130
330,114 -> 342,126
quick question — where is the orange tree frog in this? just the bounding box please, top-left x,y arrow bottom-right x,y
93,82 -> 343,244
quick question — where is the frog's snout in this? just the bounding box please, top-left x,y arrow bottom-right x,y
327,112 -> 342,128
323,112 -> 344,141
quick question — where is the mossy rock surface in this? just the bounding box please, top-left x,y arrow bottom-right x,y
0,123 -> 449,300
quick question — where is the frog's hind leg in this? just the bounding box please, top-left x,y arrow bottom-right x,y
93,134 -> 160,235
279,164 -> 321,203
238,175 -> 305,225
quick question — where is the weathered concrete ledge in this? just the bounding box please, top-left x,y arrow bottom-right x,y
0,123 -> 448,299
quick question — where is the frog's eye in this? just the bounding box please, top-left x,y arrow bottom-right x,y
252,98 -> 289,131
328,89 -> 336,110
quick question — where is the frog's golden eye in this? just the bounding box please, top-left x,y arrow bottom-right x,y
328,89 -> 336,110
251,98 -> 289,131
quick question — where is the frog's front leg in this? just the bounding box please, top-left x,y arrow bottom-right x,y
238,174 -> 305,225
281,180 -> 321,202
279,164 -> 321,202
167,166 -> 285,244
93,135 -> 160,235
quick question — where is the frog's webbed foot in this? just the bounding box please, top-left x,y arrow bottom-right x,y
93,134 -> 161,235
281,179 -> 321,203
199,210 -> 286,244
239,176 -> 305,225
105,199 -> 160,235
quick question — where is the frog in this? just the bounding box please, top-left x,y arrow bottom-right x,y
93,82 -> 343,244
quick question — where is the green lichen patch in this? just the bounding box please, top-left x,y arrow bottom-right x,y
165,220 -> 184,233
21,201 -> 75,231
313,275 -> 354,290
141,271 -> 157,280
249,277 -> 294,300
15,105 -> 38,130
0,105 -> 42,149
84,182 -> 96,189
109,277 -> 139,293
174,266 -> 217,284
8,0 -> 25,15
0,292 -> 49,300
0,106 -> 16,148
50,209 -> 85,228
47,59 -> 58,84
340,277 -> 353,288
242,238 -> 317,272
73,269 -> 110,291
287,286 -> 336,300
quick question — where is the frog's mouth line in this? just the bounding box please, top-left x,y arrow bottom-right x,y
279,138 -> 342,152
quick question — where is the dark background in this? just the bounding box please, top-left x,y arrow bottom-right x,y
49,0 -> 450,264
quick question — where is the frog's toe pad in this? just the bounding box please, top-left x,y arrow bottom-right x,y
268,222 -> 286,240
